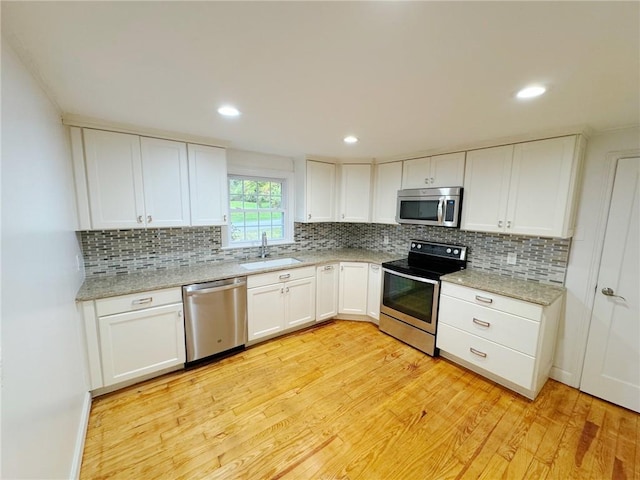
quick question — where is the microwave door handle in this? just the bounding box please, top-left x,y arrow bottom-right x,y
437,198 -> 444,223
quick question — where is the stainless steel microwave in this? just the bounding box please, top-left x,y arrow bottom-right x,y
396,187 -> 463,227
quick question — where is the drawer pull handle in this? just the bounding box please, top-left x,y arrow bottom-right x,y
279,274 -> 291,280
470,347 -> 487,358
472,318 -> 491,328
475,295 -> 493,304
132,297 -> 153,305
324,265 -> 334,271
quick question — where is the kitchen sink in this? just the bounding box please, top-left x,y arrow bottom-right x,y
240,257 -> 302,270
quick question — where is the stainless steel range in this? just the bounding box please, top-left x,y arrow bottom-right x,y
380,240 -> 467,356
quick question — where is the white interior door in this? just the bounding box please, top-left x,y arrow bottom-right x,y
580,157 -> 639,412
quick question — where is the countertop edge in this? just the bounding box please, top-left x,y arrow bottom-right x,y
76,250 -> 398,302
440,270 -> 565,306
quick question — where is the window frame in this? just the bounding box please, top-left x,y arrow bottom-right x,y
222,167 -> 295,249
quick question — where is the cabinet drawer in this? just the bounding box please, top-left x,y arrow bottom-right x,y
439,295 -> 540,356
247,266 -> 315,288
96,288 -> 183,316
437,323 -> 535,390
441,282 -> 542,321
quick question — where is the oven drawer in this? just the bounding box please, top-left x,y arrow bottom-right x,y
437,323 -> 535,390
439,295 -> 540,356
440,282 -> 543,321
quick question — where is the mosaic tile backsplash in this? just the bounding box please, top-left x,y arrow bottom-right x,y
80,223 -> 571,285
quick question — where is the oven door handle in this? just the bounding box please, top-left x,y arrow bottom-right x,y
382,268 -> 440,285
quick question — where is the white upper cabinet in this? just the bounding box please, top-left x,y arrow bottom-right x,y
460,145 -> 513,234
401,152 -> 465,189
295,159 -> 336,222
339,164 -> 372,222
187,144 -> 228,226
507,137 -> 581,238
78,128 -> 198,229
462,135 -> 584,238
372,162 -> 403,224
83,129 -> 146,229
140,137 -> 190,227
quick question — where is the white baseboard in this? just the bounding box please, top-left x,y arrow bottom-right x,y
70,392 -> 92,480
550,366 -> 578,388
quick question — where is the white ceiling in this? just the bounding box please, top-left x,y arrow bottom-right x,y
2,1 -> 639,160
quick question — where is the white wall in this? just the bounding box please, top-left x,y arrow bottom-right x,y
551,127 -> 640,387
1,41 -> 89,478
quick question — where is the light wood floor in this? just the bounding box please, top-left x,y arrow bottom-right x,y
81,321 -> 639,480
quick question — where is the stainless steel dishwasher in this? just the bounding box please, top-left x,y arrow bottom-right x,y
182,277 -> 247,364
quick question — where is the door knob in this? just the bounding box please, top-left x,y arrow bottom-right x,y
602,287 -> 626,301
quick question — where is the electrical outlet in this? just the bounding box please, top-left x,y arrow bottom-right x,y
383,235 -> 389,245
507,253 -> 517,265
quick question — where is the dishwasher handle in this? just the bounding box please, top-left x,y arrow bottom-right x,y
183,277 -> 246,296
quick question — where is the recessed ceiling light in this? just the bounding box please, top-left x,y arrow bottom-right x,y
343,135 -> 358,144
217,105 -> 240,117
516,85 -> 546,99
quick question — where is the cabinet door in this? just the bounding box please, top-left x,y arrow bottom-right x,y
99,303 -> 185,386
247,283 -> 285,341
338,262 -> 369,314
140,137 -> 190,227
84,129 -> 145,229
372,162 -> 403,224
507,136 -> 577,237
306,160 -> 335,222
430,152 -> 466,187
401,157 -> 431,188
340,164 -> 371,222
316,264 -> 339,321
187,144 -> 228,226
286,277 -> 316,327
367,264 -> 382,322
461,145 -> 513,234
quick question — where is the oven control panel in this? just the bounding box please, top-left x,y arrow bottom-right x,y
410,240 -> 467,261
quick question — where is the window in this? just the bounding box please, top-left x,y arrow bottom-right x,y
228,175 -> 287,245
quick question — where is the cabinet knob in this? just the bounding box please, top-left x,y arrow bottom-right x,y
424,178 -> 429,184
223,215 -> 227,222
137,215 -> 143,223
342,214 -> 345,219
324,265 -> 334,271
308,213 -> 311,220
498,220 -> 503,228
506,221 -> 511,228
147,215 -> 152,223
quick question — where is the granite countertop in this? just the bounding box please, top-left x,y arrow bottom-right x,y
76,249 -> 400,301
440,269 -> 565,306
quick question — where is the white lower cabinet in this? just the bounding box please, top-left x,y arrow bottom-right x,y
367,264 -> 382,322
82,287 -> 186,390
437,282 -> 562,399
316,263 -> 339,321
338,262 -> 369,315
247,266 -> 316,341
100,303 -> 185,386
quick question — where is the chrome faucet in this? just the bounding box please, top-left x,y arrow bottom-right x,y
260,231 -> 268,258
